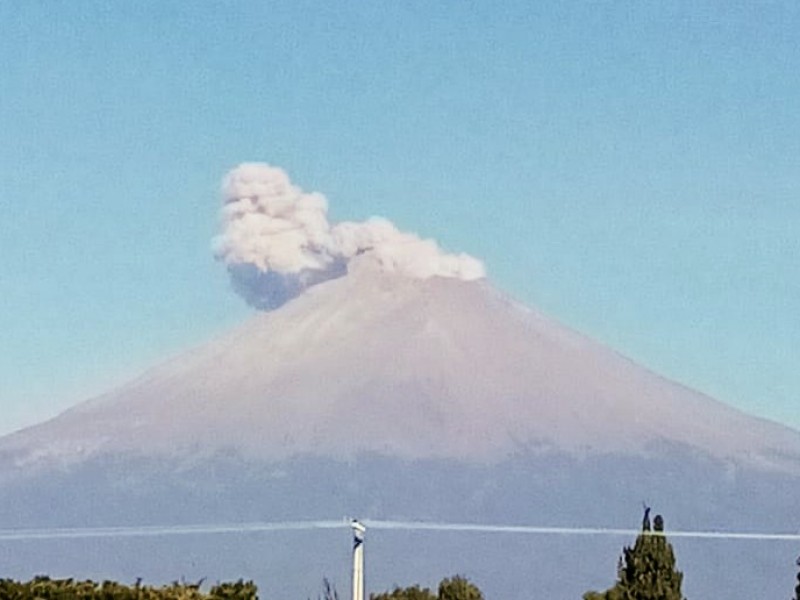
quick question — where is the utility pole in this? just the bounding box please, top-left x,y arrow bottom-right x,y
351,519 -> 366,600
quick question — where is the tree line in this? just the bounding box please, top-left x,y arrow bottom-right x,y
0,578 -> 257,600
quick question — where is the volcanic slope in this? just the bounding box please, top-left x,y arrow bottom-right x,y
2,254 -> 799,472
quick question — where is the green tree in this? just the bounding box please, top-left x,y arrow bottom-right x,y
370,584 -> 437,600
437,576 -> 482,600
584,514 -> 685,600
793,556 -> 800,600
371,576 -> 482,600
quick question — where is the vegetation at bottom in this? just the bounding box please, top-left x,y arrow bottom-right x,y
794,556 -> 800,600
0,577 -> 257,600
370,575 -> 482,600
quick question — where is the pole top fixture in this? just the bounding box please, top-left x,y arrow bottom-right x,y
351,519 -> 366,534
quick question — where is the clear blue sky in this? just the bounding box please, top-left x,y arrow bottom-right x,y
1,1 -> 798,436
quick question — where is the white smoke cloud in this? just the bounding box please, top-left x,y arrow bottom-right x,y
214,163 -> 485,309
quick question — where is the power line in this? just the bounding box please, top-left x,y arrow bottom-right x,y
364,520 -> 800,541
0,521 -> 345,541
0,519 -> 798,543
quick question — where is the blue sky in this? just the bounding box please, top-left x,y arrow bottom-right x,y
1,1 -> 798,436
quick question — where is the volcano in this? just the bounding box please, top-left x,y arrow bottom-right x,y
2,254 -> 798,470
1,255 -> 799,600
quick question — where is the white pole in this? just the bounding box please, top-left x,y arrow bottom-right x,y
351,519 -> 365,600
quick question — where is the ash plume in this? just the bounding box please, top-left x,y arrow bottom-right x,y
214,163 -> 485,309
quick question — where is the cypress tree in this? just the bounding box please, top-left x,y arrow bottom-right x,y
584,512 -> 685,600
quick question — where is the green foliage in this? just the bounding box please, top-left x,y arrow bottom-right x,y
0,576 -> 257,600
209,580 -> 258,600
584,515 -> 685,600
370,584 -> 436,600
794,557 -> 800,600
371,576 -> 481,600
437,577 -> 482,600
